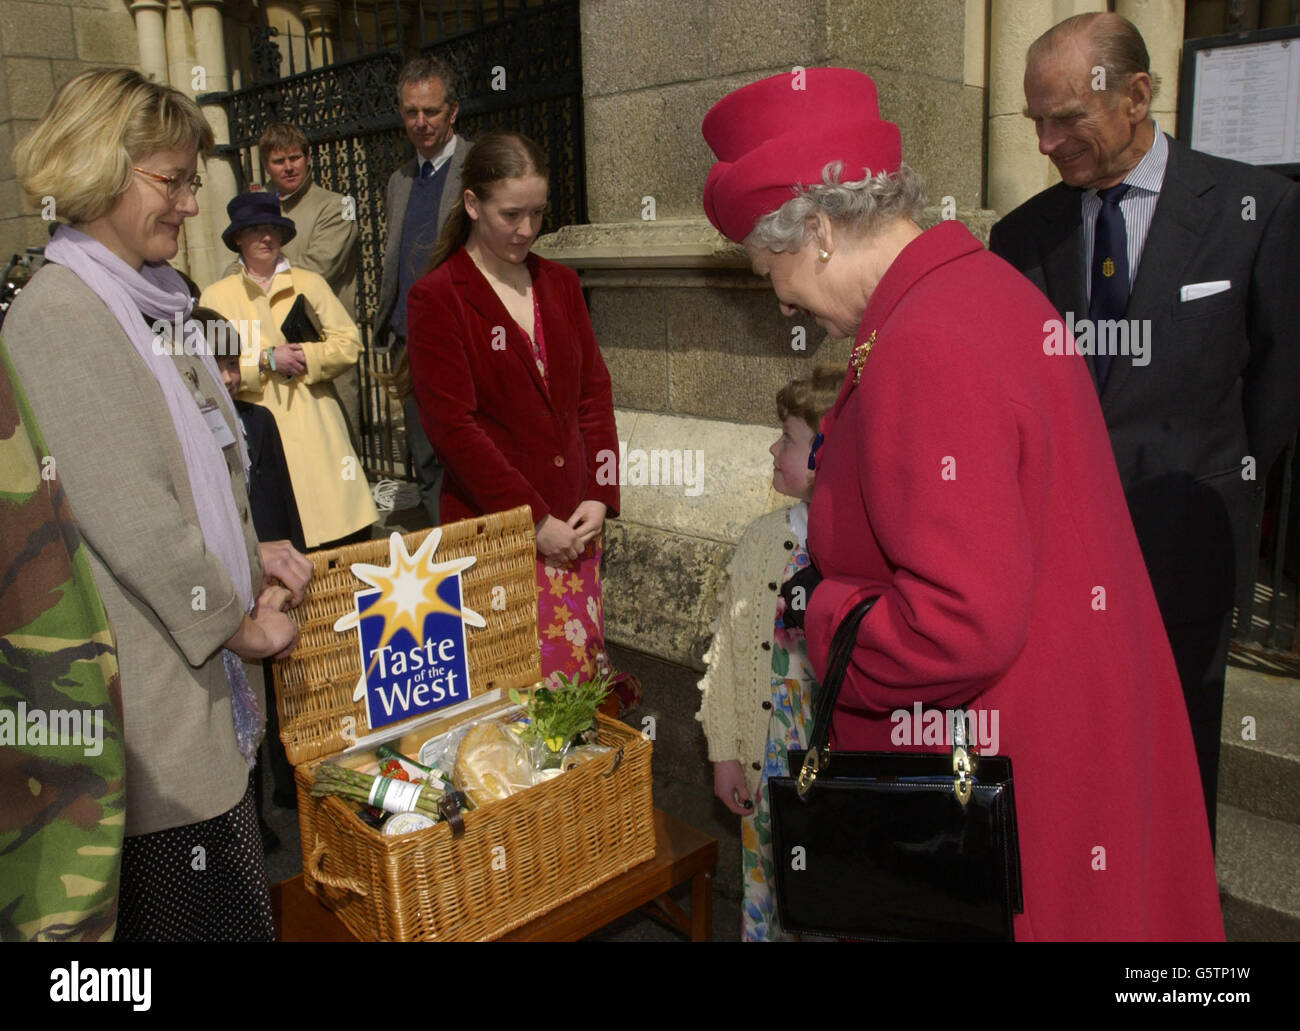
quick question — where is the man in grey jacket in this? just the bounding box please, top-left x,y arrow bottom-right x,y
374,55 -> 470,526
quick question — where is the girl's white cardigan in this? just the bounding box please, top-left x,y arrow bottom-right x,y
696,507 -> 800,799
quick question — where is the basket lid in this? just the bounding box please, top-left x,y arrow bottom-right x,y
272,506 -> 542,766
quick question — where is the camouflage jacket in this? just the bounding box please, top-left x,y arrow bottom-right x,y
0,337 -> 125,942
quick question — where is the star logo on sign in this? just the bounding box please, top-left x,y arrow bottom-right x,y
333,529 -> 485,681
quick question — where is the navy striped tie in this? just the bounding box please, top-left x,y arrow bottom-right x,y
1089,183 -> 1130,390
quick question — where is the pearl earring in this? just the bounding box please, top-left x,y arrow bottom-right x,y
818,249 -> 830,263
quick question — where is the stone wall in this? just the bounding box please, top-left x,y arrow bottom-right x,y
0,0 -> 139,263
580,0 -> 987,223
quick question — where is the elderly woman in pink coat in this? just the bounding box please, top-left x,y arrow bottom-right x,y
700,67 -> 1222,941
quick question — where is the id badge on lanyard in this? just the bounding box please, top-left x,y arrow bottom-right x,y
197,393 -> 237,450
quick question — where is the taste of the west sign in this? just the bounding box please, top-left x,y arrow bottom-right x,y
334,530 -> 485,731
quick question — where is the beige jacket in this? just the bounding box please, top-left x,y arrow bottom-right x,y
696,507 -> 799,799
279,180 -> 359,319
4,263 -> 265,836
200,265 -> 377,547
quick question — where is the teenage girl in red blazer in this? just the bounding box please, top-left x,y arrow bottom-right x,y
406,131 -> 631,700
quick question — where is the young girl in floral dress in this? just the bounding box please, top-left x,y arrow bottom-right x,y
697,368 -> 843,940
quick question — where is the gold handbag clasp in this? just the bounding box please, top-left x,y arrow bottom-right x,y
952,745 -> 975,807
796,747 -> 826,799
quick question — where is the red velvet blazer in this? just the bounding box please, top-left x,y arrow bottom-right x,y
405,248 -> 619,526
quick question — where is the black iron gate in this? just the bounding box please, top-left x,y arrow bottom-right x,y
200,0 -> 585,479
1233,433 -> 1299,674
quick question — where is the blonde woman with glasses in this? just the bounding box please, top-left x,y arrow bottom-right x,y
6,67 -> 312,941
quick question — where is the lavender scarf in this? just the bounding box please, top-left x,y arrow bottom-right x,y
45,226 -> 263,763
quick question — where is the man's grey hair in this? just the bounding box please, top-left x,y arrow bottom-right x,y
1027,12 -> 1162,105
747,161 -> 927,253
396,54 -> 460,107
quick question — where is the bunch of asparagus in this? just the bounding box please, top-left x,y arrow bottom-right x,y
311,760 -> 447,819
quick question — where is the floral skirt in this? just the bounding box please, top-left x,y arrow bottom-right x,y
535,539 -> 641,711
741,667 -> 816,941
537,541 -> 604,685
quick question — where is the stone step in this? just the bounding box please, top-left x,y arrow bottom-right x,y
1216,803 -> 1300,941
1219,667 -> 1300,824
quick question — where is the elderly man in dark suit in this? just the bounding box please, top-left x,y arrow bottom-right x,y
989,11 -> 1300,842
373,55 -> 470,526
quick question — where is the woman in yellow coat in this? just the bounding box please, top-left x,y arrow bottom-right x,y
202,192 -> 376,548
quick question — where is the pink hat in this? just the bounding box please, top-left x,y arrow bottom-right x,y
701,67 -> 901,243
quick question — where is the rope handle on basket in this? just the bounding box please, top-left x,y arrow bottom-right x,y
307,838 -> 369,897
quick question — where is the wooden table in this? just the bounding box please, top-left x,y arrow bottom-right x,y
272,808 -> 718,941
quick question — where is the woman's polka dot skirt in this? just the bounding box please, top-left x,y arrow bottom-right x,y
116,779 -> 275,942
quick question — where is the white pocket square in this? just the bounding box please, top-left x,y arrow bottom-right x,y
1180,280 -> 1231,302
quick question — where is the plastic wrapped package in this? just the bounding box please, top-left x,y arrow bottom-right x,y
453,722 -> 536,807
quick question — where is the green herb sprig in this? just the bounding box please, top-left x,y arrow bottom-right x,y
509,671 -> 613,753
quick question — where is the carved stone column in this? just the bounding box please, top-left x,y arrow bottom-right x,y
157,1 -> 202,277
190,0 -> 237,290
1115,0 -> 1184,138
376,0 -> 402,48
265,0 -> 309,75
130,0 -> 169,84
164,0 -> 195,95
300,0 -> 338,67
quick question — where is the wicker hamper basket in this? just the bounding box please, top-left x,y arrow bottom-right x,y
272,506 -> 655,941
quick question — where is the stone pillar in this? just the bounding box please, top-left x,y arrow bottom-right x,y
225,3 -> 248,92
376,1 -> 402,48
985,0 -> 1106,216
965,0 -> 988,209
265,0 -> 309,75
191,0 -> 237,290
160,0 -> 198,277
164,0 -> 195,95
130,0 -> 170,84
1115,0 -> 1184,137
300,1 -> 338,67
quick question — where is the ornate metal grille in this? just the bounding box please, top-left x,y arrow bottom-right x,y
199,0 -> 585,480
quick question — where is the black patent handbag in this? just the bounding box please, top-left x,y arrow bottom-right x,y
769,596 -> 1024,941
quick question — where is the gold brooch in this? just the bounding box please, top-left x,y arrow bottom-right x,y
850,330 -> 876,383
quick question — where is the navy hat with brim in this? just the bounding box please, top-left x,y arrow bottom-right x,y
221,190 -> 297,252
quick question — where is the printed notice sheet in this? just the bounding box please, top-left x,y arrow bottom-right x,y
1191,39 -> 1299,166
